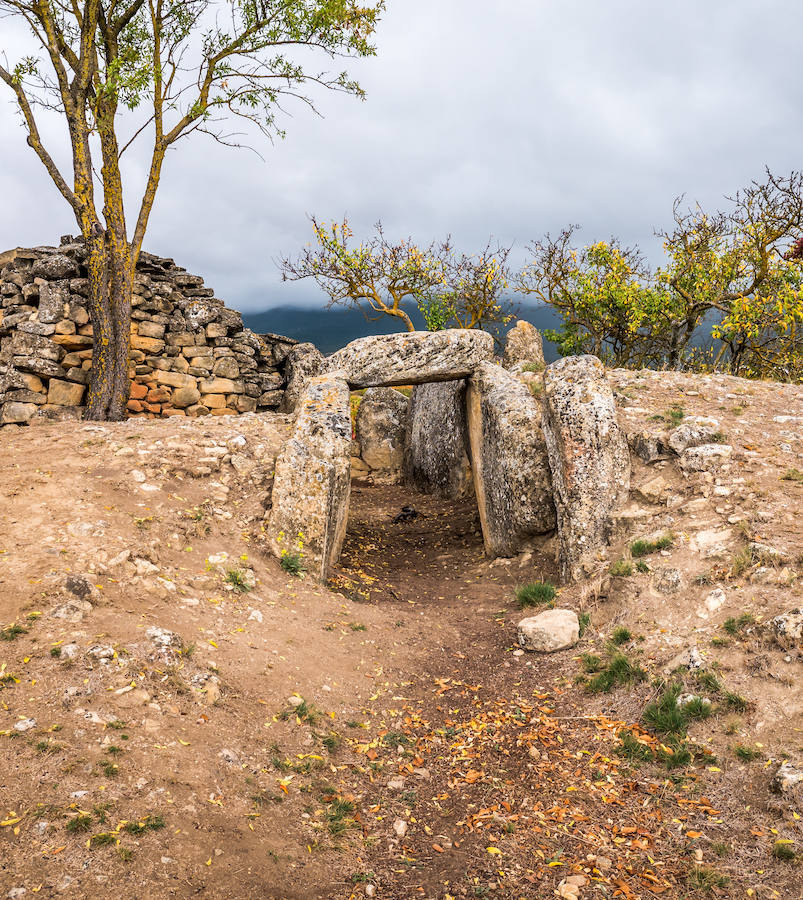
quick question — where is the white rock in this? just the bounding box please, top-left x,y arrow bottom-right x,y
517,609 -> 579,653
704,588 -> 726,612
13,718 -> 36,732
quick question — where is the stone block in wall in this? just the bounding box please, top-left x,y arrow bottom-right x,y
203,394 -> 227,409
0,401 -> 38,424
131,335 -> 165,354
137,320 -> 165,339
31,255 -> 77,280
212,357 -> 240,379
6,389 -> 46,405
155,370 -> 196,389
52,334 -> 92,351
206,322 -> 228,339
38,281 -> 68,323
172,386 -> 201,408
199,376 -> 243,395
166,331 -> 196,347
19,322 -> 56,336
467,361 -> 556,556
13,357 -> 65,379
181,345 -> 213,359
258,390 -> 283,407
55,320 -> 76,334
47,379 -> 85,406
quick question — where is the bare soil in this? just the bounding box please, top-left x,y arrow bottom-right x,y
0,368 -> 802,899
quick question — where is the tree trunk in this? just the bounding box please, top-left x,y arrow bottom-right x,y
84,232 -> 132,421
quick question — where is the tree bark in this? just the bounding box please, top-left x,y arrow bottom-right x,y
84,232 -> 132,421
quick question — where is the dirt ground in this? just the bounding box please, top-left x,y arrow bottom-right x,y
0,368 -> 802,899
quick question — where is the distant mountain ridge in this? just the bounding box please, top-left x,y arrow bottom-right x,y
243,301 -> 564,358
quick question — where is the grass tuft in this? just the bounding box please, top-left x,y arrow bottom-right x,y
515,582 -> 556,609
630,534 -> 674,558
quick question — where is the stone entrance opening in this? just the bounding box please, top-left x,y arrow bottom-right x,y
264,328 -> 630,586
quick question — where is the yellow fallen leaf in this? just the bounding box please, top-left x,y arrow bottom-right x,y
486,846 -> 501,856
0,818 -> 21,827
208,640 -> 218,648
178,739 -> 190,746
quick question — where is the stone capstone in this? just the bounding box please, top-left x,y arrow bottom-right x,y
404,380 -> 473,499
326,329 -> 494,389
266,373 -> 352,582
355,387 -> 409,473
466,362 -> 555,556
541,354 -> 630,581
517,609 -> 579,652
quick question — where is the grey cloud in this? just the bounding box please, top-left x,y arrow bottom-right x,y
1,0 -> 802,310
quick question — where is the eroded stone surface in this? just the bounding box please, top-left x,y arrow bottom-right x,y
266,373 -> 351,581
466,362 -> 555,556
404,380 -> 473,499
280,343 -> 324,413
542,355 -> 630,581
355,387 -> 409,473
502,320 -> 545,373
326,329 -> 493,389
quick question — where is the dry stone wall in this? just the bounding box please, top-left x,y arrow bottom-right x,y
0,237 -> 296,426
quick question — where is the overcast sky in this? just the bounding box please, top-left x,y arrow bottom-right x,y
1,0 -> 801,311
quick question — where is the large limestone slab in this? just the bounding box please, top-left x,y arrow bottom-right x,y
280,342 -> 324,413
266,373 -> 352,582
355,387 -> 409,473
326,329 -> 494,389
466,362 -> 555,556
542,355 -> 630,581
404,380 -> 473,499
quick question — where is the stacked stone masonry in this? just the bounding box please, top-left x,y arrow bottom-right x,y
0,237 -> 296,426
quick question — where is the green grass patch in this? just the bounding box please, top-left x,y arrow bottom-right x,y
734,745 -> 762,762
610,559 -> 633,577
610,626 -> 632,646
0,623 -> 27,641
723,613 -> 755,636
772,840 -> 797,861
781,468 -> 803,483
722,690 -> 748,712
585,652 -> 646,693
630,534 -> 673,558
614,730 -> 653,763
667,405 -> 685,426
687,867 -> 729,891
66,814 -> 93,833
515,582 -> 556,609
325,797 -> 357,836
121,815 -> 165,835
578,612 -> 591,637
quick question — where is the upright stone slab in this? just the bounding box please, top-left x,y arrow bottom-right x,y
466,362 -> 556,557
326,329 -> 494,389
404,380 -> 473,499
280,343 -> 324,413
502,320 -> 545,372
355,387 -> 409,473
541,355 -> 630,581
266,373 -> 352,581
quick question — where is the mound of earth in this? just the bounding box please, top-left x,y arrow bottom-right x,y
0,367 -> 801,899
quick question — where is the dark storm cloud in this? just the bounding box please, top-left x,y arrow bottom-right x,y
1,0 -> 801,310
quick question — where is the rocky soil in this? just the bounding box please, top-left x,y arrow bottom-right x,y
0,368 -> 802,899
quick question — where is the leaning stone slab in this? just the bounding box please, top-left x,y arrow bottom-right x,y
466,362 -> 555,556
404,380 -> 473,499
326,329 -> 494,389
542,354 -> 630,581
517,609 -> 579,652
266,373 -> 352,582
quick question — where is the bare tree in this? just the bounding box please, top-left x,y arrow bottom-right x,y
0,0 -> 384,419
